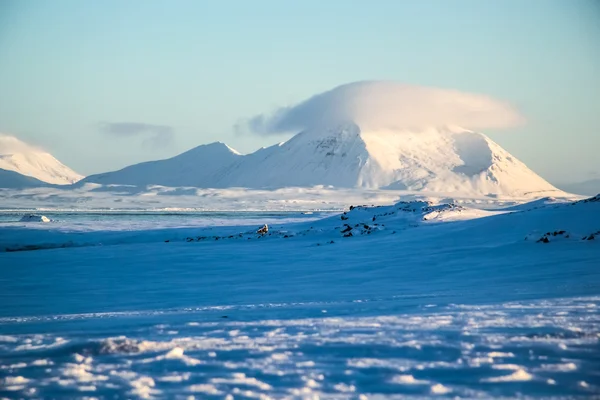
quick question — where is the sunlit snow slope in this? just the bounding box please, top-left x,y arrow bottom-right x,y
84,125 -> 561,197
0,134 -> 83,185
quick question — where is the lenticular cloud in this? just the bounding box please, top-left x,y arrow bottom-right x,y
241,81 -> 524,135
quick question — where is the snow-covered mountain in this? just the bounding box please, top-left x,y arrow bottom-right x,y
82,142 -> 240,187
83,124 -> 561,197
0,168 -> 50,189
81,81 -> 565,197
0,134 -> 83,186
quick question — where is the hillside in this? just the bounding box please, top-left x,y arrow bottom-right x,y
84,125 -> 562,198
0,134 -> 83,185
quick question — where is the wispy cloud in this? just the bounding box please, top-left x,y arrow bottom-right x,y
99,122 -> 174,148
236,81 -> 524,136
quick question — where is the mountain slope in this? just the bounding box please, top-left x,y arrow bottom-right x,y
0,168 -> 50,189
82,124 -> 561,197
82,142 -> 241,187
0,134 -> 83,185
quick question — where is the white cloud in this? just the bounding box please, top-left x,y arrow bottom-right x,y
238,81 -> 524,135
99,122 -> 174,148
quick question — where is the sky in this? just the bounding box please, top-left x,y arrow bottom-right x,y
0,0 -> 598,184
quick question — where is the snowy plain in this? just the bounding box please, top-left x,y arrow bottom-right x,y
1,190 -> 599,399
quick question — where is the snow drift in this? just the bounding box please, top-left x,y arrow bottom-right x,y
0,134 -> 83,186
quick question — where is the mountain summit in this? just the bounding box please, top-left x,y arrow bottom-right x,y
0,134 -> 83,185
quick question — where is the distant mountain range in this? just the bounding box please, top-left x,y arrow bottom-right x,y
1,126 -> 582,198
79,124 -> 562,198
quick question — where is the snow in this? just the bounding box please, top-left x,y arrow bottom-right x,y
482,368 -> 533,382
81,125 -> 563,197
0,134 -> 83,185
0,190 -> 598,398
67,81 -> 561,196
3,182 -> 576,215
80,142 -> 239,187
0,168 -> 50,189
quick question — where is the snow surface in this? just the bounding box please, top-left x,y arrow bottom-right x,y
0,134 -> 83,185
0,195 -> 599,398
0,182 -> 579,214
0,168 -> 50,189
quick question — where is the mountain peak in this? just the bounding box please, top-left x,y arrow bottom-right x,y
0,134 -> 83,185
82,125 -> 562,197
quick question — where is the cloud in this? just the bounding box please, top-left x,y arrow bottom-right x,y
99,122 -> 174,148
237,81 -> 524,135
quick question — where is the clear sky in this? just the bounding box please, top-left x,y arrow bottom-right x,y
0,0 -> 598,184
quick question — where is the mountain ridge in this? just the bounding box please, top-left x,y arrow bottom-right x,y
82,124 -> 563,197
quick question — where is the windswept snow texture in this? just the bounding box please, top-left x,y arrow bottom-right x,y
0,134 -> 83,186
0,196 -> 599,398
83,126 -> 562,197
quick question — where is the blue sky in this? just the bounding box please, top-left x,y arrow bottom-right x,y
0,0 -> 598,183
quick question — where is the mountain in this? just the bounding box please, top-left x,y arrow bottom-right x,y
558,179 -> 600,196
0,134 -> 83,186
0,168 -> 50,189
84,124 -> 562,197
81,142 -> 240,187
